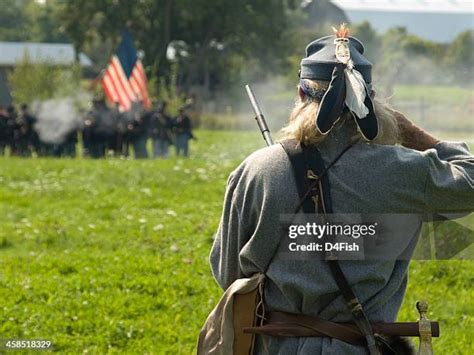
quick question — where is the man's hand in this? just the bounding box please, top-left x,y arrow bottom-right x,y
389,108 -> 440,151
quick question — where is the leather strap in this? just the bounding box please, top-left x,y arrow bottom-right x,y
263,311 -> 365,345
327,259 -> 379,353
280,139 -> 330,214
243,311 -> 440,339
281,138 -> 380,355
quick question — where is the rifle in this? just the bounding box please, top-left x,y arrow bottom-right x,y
245,85 -> 273,146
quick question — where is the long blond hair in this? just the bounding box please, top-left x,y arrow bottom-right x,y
280,79 -> 400,146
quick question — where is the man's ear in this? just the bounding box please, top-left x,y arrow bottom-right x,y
298,86 -> 305,100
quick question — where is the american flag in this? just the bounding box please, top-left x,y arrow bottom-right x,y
101,30 -> 150,111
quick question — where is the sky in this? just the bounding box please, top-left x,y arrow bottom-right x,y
331,0 -> 474,42
331,0 -> 473,14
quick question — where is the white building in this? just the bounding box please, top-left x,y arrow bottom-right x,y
331,0 -> 473,42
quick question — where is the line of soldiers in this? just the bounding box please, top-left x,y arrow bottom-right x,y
83,99 -> 195,159
0,103 -> 44,157
0,99 -> 195,159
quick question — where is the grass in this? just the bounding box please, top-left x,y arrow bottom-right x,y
199,83 -> 474,134
264,83 -> 473,106
0,130 -> 472,354
392,84 -> 473,105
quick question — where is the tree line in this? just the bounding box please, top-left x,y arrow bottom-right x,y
1,0 -> 472,102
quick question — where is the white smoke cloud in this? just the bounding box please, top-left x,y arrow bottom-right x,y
32,98 -> 84,144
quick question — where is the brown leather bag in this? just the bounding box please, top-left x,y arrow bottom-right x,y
197,273 -> 265,355
232,282 -> 264,355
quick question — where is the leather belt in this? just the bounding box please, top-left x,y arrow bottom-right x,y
243,311 -> 439,346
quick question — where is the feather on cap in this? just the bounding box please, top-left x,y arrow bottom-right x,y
332,23 -> 350,38
300,25 -> 372,83
306,24 -> 379,141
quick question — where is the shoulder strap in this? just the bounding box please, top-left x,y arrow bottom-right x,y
280,139 -> 332,214
280,138 -> 380,355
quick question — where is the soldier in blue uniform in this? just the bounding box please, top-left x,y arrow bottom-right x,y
173,107 -> 193,157
149,101 -> 172,158
128,101 -> 149,159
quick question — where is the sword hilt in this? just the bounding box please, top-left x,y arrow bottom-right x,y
417,300 -> 434,355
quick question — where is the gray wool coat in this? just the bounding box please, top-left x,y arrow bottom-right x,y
210,124 -> 474,354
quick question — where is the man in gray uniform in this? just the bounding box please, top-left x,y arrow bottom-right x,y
209,26 -> 473,354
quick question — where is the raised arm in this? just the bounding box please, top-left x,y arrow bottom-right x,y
392,109 -> 474,213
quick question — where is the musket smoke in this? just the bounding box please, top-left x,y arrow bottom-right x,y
32,98 -> 84,144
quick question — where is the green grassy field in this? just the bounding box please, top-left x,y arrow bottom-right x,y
199,84 -> 474,134
265,83 -> 473,106
392,85 -> 473,105
0,130 -> 473,354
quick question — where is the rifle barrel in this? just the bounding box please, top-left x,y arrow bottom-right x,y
245,84 -> 274,146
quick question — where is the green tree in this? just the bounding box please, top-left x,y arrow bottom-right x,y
445,30 -> 474,84
56,0 -> 295,96
0,0 -> 67,42
351,21 -> 380,64
0,0 -> 31,41
374,27 -> 456,91
25,0 -> 68,43
8,54 -> 81,104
